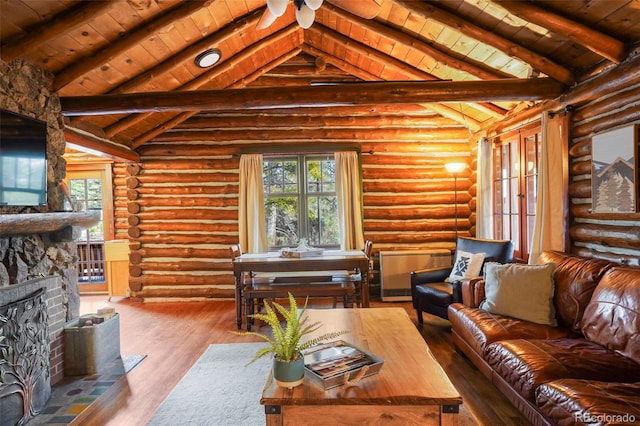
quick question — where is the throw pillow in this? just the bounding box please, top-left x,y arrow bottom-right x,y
480,262 -> 558,326
448,250 -> 486,282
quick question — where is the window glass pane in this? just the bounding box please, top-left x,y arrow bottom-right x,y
509,179 -> 520,214
307,195 -> 339,246
265,196 -> 299,247
526,175 -> 537,214
509,142 -> 519,177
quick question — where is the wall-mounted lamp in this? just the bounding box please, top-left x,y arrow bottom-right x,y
195,48 -> 221,68
445,162 -> 466,238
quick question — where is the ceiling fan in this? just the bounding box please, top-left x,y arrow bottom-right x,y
257,0 -> 382,30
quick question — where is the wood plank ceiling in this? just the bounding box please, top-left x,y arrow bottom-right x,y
1,0 -> 639,160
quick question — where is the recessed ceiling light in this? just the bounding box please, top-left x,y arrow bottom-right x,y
195,49 -> 221,68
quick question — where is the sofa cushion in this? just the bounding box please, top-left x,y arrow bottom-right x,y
538,251 -> 614,332
581,266 -> 640,364
485,338 -> 640,402
536,379 -> 640,426
448,250 -> 485,282
448,303 -> 571,356
480,262 -> 557,326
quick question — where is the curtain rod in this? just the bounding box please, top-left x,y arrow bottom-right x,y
548,104 -> 574,118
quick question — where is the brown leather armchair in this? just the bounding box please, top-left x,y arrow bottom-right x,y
410,237 -> 514,323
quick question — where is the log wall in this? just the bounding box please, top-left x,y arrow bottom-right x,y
568,85 -> 640,265
112,120 -> 474,300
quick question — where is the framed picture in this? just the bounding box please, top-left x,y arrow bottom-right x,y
591,124 -> 638,213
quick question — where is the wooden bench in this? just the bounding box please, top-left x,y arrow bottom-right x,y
243,278 -> 356,331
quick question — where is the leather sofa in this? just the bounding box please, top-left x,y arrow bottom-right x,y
448,251 -> 640,426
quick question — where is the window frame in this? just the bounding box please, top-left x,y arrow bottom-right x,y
491,122 -> 541,262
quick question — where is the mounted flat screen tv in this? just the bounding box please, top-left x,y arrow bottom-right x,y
0,110 -> 48,207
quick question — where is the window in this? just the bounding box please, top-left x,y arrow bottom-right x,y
492,123 -> 541,261
263,155 -> 339,249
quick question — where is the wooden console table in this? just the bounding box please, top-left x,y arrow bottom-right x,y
232,250 -> 370,330
261,308 -> 462,425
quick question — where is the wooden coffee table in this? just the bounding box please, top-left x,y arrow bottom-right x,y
260,308 -> 462,425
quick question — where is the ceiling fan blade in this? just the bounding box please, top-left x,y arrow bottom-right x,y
326,0 -> 382,19
256,7 -> 277,29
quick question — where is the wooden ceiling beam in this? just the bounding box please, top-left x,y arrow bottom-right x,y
153,127 -> 469,143
104,24 -> 301,138
301,44 -> 481,130
131,43 -> 303,147
308,24 -> 505,118
63,127 -> 139,162
108,7 -> 265,95
53,0 -> 214,91
494,0 -> 626,64
305,28 -> 505,120
177,114 -> 456,130
324,3 -> 512,81
60,78 -> 564,116
1,1 -> 114,61
392,0 -> 574,86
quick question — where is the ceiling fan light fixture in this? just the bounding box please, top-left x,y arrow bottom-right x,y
267,0 -> 288,17
195,48 -> 221,68
295,3 -> 315,29
305,0 -> 324,11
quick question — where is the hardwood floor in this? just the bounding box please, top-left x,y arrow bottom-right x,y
72,295 -> 531,426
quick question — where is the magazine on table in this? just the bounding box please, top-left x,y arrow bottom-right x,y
303,341 -> 379,379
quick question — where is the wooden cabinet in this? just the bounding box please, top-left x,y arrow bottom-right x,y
104,240 -> 129,297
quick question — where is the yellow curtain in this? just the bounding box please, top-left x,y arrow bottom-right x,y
335,151 -> 365,250
529,112 -> 569,264
238,154 -> 267,253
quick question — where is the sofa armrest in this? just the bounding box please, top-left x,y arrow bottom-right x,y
460,278 -> 485,308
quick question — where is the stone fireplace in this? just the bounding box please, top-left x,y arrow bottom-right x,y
0,58 -> 100,424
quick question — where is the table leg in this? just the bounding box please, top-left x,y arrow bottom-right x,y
234,272 -> 242,330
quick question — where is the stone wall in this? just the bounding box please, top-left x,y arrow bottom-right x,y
0,59 -> 76,385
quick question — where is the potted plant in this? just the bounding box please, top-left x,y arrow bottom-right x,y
234,292 -> 348,388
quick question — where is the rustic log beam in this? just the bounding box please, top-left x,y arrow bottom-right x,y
494,0 -> 627,64
572,85 -> 640,123
308,24 -> 506,118
301,44 -> 483,129
131,286 -> 234,299
573,248 -> 639,268
129,275 -> 232,287
63,127 -> 139,162
53,0 -> 214,91
178,114 -> 458,129
0,1 -> 114,61
248,75 -> 361,87
153,127 -> 470,142
105,25 -> 300,138
561,53 -> 640,107
60,78 -> 563,115
135,234 -> 235,245
131,35 -> 302,146
325,3 -> 512,81
570,224 -> 640,250
109,8 -> 266,95
392,0 -> 574,86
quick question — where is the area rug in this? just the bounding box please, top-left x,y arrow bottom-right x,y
148,343 -> 476,426
28,354 -> 146,425
148,343 -> 271,426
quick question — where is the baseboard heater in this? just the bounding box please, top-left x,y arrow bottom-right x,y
379,249 -> 451,301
